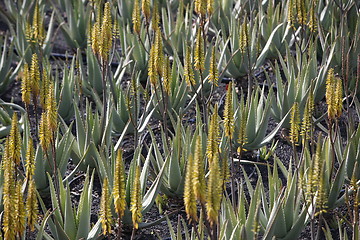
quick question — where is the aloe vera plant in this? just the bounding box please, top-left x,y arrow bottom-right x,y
1,0 -> 360,238
38,169 -> 98,240
51,0 -> 91,49
230,84 -> 287,150
148,118 -> 199,197
269,42 -> 334,127
0,35 -> 20,94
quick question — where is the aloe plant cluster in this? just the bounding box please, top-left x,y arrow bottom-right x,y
0,0 -> 360,239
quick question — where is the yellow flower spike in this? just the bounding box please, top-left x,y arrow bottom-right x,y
142,0 -> 151,23
91,21 -> 101,56
99,2 -> 113,61
309,1 -> 317,32
289,102 -> 300,145
25,21 -> 32,43
162,56 -> 171,95
194,28 -> 205,71
154,30 -> 164,76
27,3 -> 45,44
335,77 -> 343,118
315,169 -> 327,216
100,177 -> 112,235
21,64 -> 31,107
2,138 -> 16,240
130,166 -> 142,229
113,150 -> 126,219
325,68 -> 335,117
287,0 -> 296,27
184,45 -> 195,86
326,69 -> 342,120
195,0 -> 207,16
39,68 -> 49,109
224,82 -> 234,138
9,113 -> 22,166
296,0 -> 306,25
300,93 -> 314,144
306,134 -> 323,202
206,104 -> 219,164
184,155 -> 198,222
207,0 -> 214,16
220,152 -> 230,187
148,44 -> 158,86
26,179 -> 38,231
239,19 -> 249,54
112,19 -> 120,40
25,138 -> 35,180
132,0 -> 141,35
15,180 -> 26,236
39,111 -> 50,152
151,2 -> 160,32
206,154 -> 222,227
238,98 -> 248,150
30,53 -> 40,99
46,82 -> 58,135
193,136 -> 206,205
208,46 -> 218,85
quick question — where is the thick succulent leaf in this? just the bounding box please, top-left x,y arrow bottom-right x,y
255,23 -> 284,69
142,154 -> 170,214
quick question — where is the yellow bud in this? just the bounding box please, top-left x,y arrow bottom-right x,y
154,30 -> 164,76
184,155 -> 198,222
193,136 -> 206,205
130,166 -> 142,229
194,28 -> 205,71
100,2 -> 113,61
287,0 -> 296,27
334,77 -> 343,118
113,150 -> 126,219
224,82 -> 234,138
300,93 -> 314,144
142,0 -> 151,23
296,0 -> 306,25
289,102 -> 300,144
100,177 -> 112,235
91,22 -> 101,56
27,3 -> 45,44
15,180 -> 26,236
39,67 -> 49,109
132,0 -> 141,34
238,97 -> 248,148
326,69 -> 342,120
148,44 -> 158,85
46,82 -> 57,135
195,0 -> 207,16
26,179 -> 38,231
30,54 -> 40,98
25,138 -> 35,180
239,20 -> 249,54
39,111 -> 50,152
21,64 -> 31,106
184,45 -> 195,86
206,104 -> 219,164
151,2 -> 160,32
2,137 -> 16,239
207,0 -> 214,16
9,113 -> 21,166
162,56 -> 171,95
309,1 -> 317,32
206,154 -> 222,227
208,46 -> 218,85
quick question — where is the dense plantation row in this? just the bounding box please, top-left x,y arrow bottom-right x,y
0,0 -> 360,239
